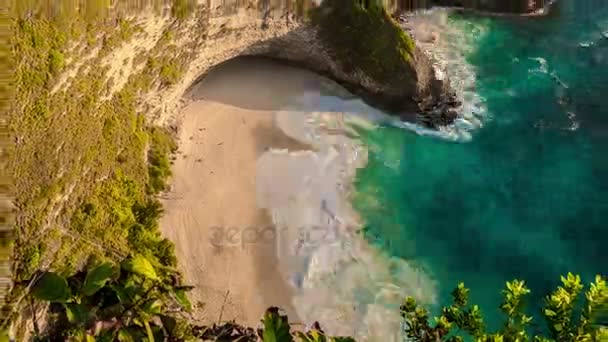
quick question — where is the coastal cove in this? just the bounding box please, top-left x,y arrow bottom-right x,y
160,56 -> 437,341
160,1 -> 608,338
5,0 -> 608,340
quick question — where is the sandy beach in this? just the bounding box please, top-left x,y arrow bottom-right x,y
159,58 -> 315,326
160,57 -> 437,340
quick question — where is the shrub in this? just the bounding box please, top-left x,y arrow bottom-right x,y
147,126 -> 177,194
19,245 -> 41,280
171,0 -> 196,20
402,274 -> 608,342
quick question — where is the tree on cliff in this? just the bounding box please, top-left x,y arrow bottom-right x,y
402,273 -> 608,342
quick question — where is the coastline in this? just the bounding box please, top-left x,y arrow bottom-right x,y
158,8 -> 472,339
251,59 -> 439,340
158,8 -> 478,339
159,56 -> 438,340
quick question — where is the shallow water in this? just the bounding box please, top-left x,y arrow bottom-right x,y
256,82 -> 437,341
355,0 -> 608,331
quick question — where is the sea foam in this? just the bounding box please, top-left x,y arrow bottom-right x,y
393,9 -> 491,142
256,92 -> 437,341
254,10 -> 489,339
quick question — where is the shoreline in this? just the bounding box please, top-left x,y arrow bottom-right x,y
254,63 -> 438,340
160,56 -> 438,340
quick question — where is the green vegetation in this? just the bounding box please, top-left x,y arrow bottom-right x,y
311,0 -> 417,89
402,274 -> 608,342
5,1 -> 195,334
147,126 -> 177,195
27,270 -> 607,341
29,255 -> 194,341
171,0 -> 197,21
27,255 -> 357,341
5,1 -> 607,341
147,52 -> 186,88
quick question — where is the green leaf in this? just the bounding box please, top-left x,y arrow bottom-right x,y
144,320 -> 155,342
544,309 -> 557,317
112,285 -> 131,305
112,275 -> 141,305
95,329 -> 115,342
261,307 -> 293,342
141,299 -> 163,316
31,272 -> 71,302
64,303 -> 89,324
160,315 -> 177,335
82,262 -> 116,296
173,288 -> 192,311
122,255 -> 158,280
118,329 -> 135,342
0,328 -> 9,342
298,333 -> 313,342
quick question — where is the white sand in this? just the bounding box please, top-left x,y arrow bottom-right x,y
160,58 -> 315,326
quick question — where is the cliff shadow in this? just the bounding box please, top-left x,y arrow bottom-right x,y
182,27 -> 419,122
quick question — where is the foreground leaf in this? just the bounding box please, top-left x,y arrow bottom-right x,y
144,320 -> 155,342
261,307 -> 293,342
64,303 -> 89,325
141,299 -> 163,316
31,272 -> 71,302
117,329 -> 135,342
0,329 -> 9,342
173,287 -> 192,312
82,262 -> 116,296
122,255 -> 158,281
296,330 -> 326,342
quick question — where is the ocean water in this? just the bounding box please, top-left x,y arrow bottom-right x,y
353,0 -> 608,331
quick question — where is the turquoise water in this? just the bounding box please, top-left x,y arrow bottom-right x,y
354,1 -> 608,330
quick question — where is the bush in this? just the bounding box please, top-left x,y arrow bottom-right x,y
47,49 -> 64,75
29,256 -> 193,340
402,274 -> 608,342
19,245 -> 41,280
159,60 -> 183,86
147,126 -> 177,194
171,0 -> 196,20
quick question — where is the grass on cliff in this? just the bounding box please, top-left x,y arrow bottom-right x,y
6,2 -> 196,331
311,0 -> 416,87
